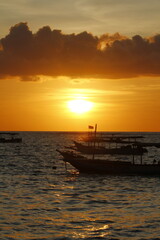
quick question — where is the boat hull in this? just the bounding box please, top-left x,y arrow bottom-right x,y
58,150 -> 160,175
68,158 -> 160,175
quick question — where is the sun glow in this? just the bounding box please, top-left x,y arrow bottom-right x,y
67,99 -> 93,114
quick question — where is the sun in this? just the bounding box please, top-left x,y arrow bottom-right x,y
67,99 -> 93,114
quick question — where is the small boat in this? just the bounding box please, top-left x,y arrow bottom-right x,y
73,141 -> 107,154
0,132 -> 22,143
73,141 -> 147,155
57,149 -> 160,175
83,135 -> 144,144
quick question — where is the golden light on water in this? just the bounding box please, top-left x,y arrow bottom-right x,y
67,99 -> 93,114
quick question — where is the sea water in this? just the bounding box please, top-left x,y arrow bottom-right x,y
0,131 -> 160,240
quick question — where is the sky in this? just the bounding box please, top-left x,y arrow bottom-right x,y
0,0 -> 160,131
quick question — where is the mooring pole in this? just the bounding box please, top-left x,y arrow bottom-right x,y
92,124 -> 97,160
64,161 -> 67,172
132,145 -> 135,164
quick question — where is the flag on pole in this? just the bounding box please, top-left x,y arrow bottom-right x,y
88,125 -> 94,129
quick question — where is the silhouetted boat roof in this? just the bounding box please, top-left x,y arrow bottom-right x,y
135,142 -> 160,148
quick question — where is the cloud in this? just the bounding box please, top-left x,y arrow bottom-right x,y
1,22 -> 160,80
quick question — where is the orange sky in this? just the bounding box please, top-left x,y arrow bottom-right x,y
0,75 -> 160,132
0,1 -> 160,132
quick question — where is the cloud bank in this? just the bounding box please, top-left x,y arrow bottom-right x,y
1,22 -> 160,80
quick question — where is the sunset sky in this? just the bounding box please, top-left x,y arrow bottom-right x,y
0,0 -> 160,131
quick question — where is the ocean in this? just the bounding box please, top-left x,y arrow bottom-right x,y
0,131 -> 160,240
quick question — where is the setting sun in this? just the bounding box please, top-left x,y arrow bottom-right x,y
67,99 -> 93,114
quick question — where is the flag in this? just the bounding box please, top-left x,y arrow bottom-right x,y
88,125 -> 94,129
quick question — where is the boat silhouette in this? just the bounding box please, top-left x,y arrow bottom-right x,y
57,125 -> 160,175
57,149 -> 160,175
0,132 -> 22,143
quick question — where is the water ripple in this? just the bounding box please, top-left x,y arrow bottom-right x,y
0,132 -> 160,239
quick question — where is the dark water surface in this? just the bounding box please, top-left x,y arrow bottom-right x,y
0,132 -> 160,240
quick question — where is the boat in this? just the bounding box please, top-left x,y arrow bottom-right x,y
83,135 -> 144,144
57,149 -> 160,175
0,132 -> 22,143
73,140 -> 147,155
56,124 -> 160,175
73,141 -> 107,154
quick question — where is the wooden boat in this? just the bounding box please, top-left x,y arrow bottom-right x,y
83,135 -> 144,144
73,141 -> 107,154
57,149 -> 160,175
73,140 -> 147,155
0,133 -> 22,143
57,125 -> 160,175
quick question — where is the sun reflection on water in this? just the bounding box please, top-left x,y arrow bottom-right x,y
72,224 -> 110,238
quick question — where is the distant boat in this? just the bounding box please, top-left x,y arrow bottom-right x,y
73,140 -> 107,154
57,149 -> 160,175
73,140 -> 147,155
83,135 -> 144,144
0,132 -> 22,143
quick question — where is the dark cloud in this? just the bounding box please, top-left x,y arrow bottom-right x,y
1,22 -> 160,80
